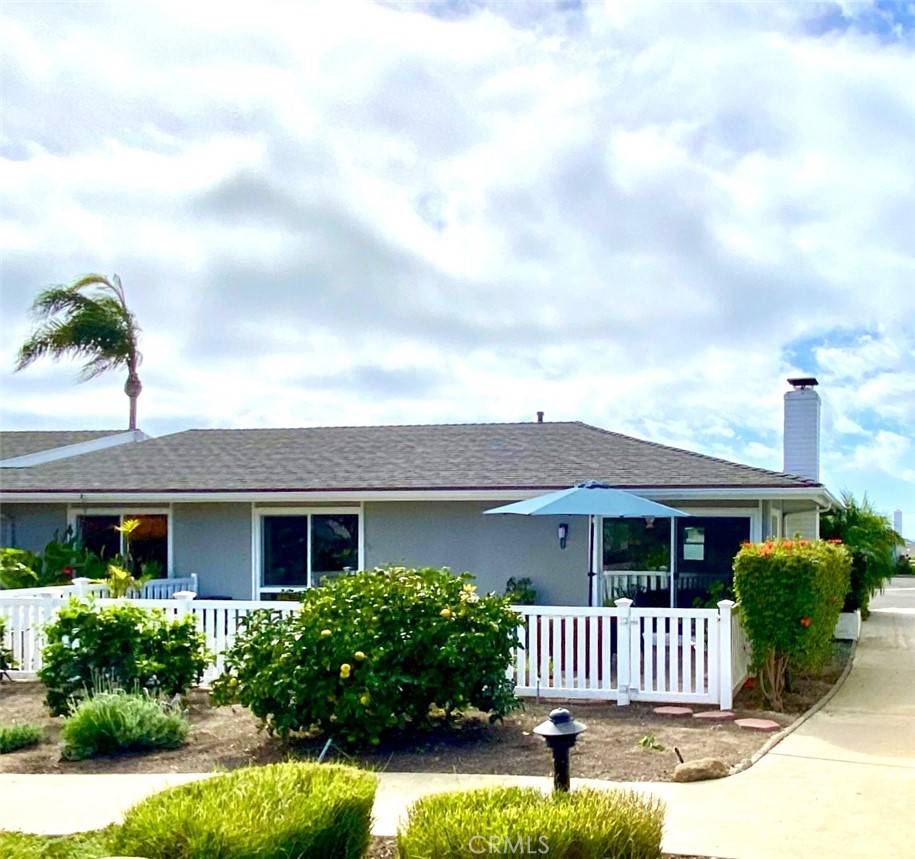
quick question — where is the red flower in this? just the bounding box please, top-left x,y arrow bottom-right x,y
61,566 -> 75,578
800,617 -> 811,627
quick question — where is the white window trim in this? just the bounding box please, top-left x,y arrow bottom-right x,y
252,505 -> 364,599
66,506 -> 173,575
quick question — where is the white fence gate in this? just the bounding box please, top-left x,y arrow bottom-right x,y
512,599 -> 741,709
0,590 -> 748,708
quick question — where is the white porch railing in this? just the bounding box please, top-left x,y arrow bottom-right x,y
0,574 -> 198,601
0,592 -> 747,709
602,570 -> 728,599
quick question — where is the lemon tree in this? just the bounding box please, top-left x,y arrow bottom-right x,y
211,566 -> 522,746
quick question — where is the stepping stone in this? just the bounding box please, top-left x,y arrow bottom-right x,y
653,706 -> 693,717
735,717 -> 781,733
693,710 -> 736,722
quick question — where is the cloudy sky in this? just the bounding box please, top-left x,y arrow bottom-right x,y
1,1 -> 913,532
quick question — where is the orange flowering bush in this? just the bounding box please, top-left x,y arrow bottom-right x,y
733,539 -> 850,710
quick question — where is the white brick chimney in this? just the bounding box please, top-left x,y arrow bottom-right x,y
783,377 -> 820,481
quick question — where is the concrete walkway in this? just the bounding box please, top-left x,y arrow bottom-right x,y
1,579 -> 913,857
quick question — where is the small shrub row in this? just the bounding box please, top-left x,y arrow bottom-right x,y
61,689 -> 189,760
398,786 -> 665,859
0,721 -> 43,754
0,777 -> 664,859
39,598 -> 209,715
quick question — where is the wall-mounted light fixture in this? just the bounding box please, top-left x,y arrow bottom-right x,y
558,523 -> 569,549
644,516 -> 655,529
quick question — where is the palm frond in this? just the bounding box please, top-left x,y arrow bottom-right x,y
31,286 -> 99,320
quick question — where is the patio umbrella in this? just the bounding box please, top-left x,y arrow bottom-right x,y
485,481 -> 688,606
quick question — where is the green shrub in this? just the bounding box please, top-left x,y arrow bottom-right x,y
821,492 -> 904,617
110,762 -> 376,859
398,786 -> 664,859
0,721 -> 43,753
39,598 -> 210,715
0,530 -> 109,591
734,538 -> 850,710
0,830 -> 110,859
0,615 -> 16,674
505,575 -> 538,604
61,689 -> 188,760
211,566 -> 521,747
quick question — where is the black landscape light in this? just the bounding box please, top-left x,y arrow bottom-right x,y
533,707 -> 587,792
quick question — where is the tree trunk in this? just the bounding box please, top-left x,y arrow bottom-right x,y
124,372 -> 142,430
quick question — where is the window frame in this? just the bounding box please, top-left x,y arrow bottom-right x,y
66,506 -> 173,575
252,506 -> 363,598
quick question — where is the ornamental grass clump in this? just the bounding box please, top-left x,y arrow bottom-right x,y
60,689 -> 188,760
0,830 -> 110,859
211,565 -> 522,747
110,762 -> 377,859
39,598 -> 209,715
0,721 -> 43,754
734,538 -> 850,710
398,786 -> 665,859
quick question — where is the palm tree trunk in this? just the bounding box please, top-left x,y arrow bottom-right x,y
124,372 -> 142,430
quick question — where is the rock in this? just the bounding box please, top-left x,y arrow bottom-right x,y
673,758 -> 730,782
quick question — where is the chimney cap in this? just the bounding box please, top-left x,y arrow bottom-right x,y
787,377 -> 818,389
536,411 -> 544,423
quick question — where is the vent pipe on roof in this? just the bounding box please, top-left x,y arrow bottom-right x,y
784,377 -> 820,481
536,411 -> 544,423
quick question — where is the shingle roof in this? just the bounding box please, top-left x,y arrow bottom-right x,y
0,422 -> 821,494
0,430 -> 126,461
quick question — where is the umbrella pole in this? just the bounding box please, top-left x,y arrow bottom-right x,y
669,517 -> 677,609
588,514 -> 596,607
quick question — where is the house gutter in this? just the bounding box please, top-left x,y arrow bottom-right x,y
0,486 -> 835,506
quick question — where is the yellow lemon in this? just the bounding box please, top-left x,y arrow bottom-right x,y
440,608 -> 452,619
354,651 -> 366,661
360,694 -> 371,706
320,629 -> 332,637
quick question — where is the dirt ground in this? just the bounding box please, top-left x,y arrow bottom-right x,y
0,669 -> 845,781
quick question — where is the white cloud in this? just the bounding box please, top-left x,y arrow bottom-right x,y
0,0 -> 913,518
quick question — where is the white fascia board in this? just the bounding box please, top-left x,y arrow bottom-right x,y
637,486 -> 836,504
0,430 -> 149,468
0,484 -> 835,506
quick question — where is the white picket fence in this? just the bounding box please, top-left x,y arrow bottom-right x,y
0,590 -> 750,708
514,599 -> 744,709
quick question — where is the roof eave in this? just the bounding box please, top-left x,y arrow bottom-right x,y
0,484 -> 834,505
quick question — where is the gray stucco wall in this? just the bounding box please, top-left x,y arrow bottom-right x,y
0,503 -> 68,552
364,501 -> 591,605
172,503 -> 252,599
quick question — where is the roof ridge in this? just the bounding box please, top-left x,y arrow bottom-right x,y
572,422 -> 820,486
180,421 -> 582,433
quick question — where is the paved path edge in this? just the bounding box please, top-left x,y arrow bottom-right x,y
730,636 -> 859,775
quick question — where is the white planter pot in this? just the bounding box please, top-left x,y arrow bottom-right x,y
834,609 -> 861,641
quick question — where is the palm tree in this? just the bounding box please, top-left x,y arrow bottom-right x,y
14,274 -> 144,430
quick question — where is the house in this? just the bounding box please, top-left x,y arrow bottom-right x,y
0,381 -> 835,606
